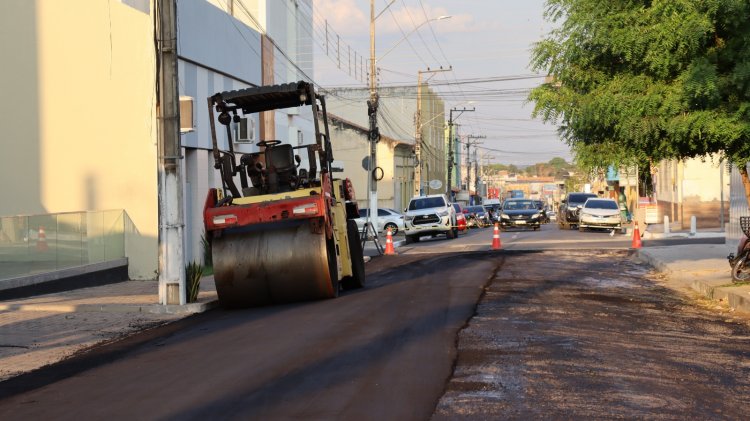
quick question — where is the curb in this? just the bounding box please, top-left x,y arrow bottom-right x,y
0,299 -> 220,315
637,250 -> 750,314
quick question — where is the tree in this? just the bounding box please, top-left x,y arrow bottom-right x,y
529,0 -> 750,208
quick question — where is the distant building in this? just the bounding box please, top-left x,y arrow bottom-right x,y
325,85 -> 446,208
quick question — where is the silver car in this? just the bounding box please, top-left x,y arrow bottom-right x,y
354,208 -> 405,235
578,198 -> 624,232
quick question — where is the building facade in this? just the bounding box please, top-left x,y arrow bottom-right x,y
652,157 -> 729,229
325,85 -> 446,209
0,0 -> 313,280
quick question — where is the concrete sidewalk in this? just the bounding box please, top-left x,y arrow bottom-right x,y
0,277 -> 219,382
637,243 -> 750,314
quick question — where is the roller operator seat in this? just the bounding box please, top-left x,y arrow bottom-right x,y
265,144 -> 297,193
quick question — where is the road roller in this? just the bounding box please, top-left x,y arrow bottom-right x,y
203,81 -> 365,308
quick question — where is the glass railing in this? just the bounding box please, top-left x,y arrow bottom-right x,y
0,210 -> 126,282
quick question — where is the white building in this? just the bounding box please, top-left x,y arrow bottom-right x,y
0,0 -> 314,282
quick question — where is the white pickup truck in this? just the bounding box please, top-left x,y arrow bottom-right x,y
403,194 -> 457,244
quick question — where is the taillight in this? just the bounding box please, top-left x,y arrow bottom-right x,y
213,215 -> 238,226
293,202 -> 319,216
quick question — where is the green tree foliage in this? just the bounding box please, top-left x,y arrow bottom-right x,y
486,163 -> 521,174
487,158 -> 575,178
529,0 -> 750,205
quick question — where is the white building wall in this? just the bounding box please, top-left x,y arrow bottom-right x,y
0,0 -> 159,279
176,0 -> 314,264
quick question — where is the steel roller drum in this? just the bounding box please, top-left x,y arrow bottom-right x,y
212,222 -> 336,307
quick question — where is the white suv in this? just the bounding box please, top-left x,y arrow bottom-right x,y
403,194 -> 457,244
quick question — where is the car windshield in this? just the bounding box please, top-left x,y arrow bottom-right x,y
503,200 -> 535,210
568,194 -> 597,205
408,197 -> 446,210
585,199 -> 618,210
467,206 -> 484,213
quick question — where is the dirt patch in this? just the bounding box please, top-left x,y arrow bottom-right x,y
433,250 -> 750,420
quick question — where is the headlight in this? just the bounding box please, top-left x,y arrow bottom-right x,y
531,213 -> 540,219
436,209 -> 449,217
501,213 -> 510,219
405,215 -> 414,222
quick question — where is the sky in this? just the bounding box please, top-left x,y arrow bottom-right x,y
309,0 -> 572,166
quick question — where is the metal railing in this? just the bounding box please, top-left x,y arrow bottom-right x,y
0,210 -> 126,282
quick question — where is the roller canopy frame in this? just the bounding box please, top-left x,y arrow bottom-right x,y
207,81 -> 334,199
210,81 -> 315,114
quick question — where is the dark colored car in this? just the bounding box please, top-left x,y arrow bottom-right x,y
558,192 -> 598,229
498,199 -> 542,230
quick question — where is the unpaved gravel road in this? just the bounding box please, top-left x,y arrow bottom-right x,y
433,249 -> 750,420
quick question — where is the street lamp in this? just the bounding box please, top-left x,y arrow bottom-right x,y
367,2 -> 450,238
447,105 -> 475,200
378,15 -> 452,61
415,66 -> 452,196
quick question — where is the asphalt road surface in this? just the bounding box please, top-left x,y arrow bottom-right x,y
0,251 -> 497,420
2,224 -> 747,420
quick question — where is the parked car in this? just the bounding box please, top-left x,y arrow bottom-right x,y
498,199 -> 542,230
403,194 -> 458,244
558,192 -> 598,229
465,205 -> 491,227
578,198 -> 625,233
354,207 -> 405,235
547,210 -> 557,222
452,203 -> 467,232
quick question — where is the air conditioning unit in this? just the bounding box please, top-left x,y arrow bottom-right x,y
234,117 -> 255,143
179,96 -> 194,133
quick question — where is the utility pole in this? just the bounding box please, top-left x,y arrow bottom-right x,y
465,135 -> 485,203
447,107 -> 474,200
415,67 -> 451,196
156,0 -> 185,305
368,0 -> 380,235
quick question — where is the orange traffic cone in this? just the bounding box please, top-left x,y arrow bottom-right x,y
631,221 -> 642,249
36,226 -> 48,251
384,228 -> 396,255
491,223 -> 502,250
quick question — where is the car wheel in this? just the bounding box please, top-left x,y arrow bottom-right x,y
384,222 -> 398,235
447,227 -> 456,239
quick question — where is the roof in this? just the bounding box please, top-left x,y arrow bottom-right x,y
211,81 -> 314,114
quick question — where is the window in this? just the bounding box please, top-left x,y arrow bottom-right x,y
233,118 -> 255,143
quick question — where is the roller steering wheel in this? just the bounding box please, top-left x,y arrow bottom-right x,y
257,140 -> 281,148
